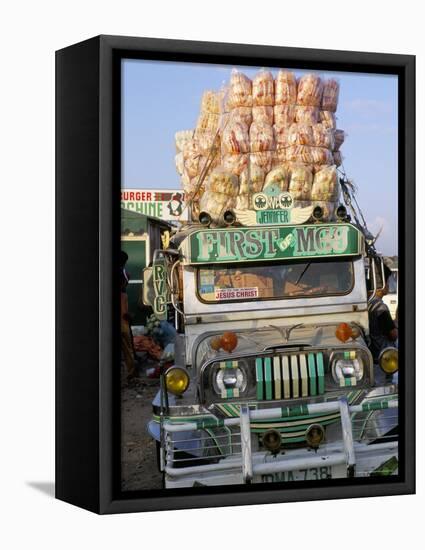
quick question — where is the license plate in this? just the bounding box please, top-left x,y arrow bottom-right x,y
260,466 -> 333,483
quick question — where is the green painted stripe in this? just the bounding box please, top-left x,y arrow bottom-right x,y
197,417 -> 225,429
316,352 -> 325,394
361,400 -> 390,412
307,353 -> 317,396
219,360 -> 238,369
280,404 -> 310,418
264,357 -> 273,400
226,388 -> 233,399
251,411 -> 340,425
204,428 -> 225,456
252,416 -> 339,435
344,377 -> 357,387
273,356 -> 282,400
256,358 -> 264,400
371,456 -> 398,476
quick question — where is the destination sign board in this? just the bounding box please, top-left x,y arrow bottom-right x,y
185,224 -> 363,265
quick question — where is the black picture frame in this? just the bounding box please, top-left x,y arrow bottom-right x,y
56,35 -> 415,514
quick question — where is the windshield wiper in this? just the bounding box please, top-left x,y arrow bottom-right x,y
294,262 -> 312,286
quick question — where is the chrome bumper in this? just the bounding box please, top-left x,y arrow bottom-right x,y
161,397 -> 398,485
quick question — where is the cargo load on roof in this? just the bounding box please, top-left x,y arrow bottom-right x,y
175,69 -> 347,227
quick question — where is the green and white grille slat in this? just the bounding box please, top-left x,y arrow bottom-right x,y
256,353 -> 326,401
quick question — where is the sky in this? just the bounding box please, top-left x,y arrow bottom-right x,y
122,59 -> 398,255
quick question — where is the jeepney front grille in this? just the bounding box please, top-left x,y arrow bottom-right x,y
255,353 -> 326,401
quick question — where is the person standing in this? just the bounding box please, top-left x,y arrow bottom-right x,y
121,255 -> 137,380
368,264 -> 398,363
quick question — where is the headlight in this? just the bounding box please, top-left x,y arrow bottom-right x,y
212,361 -> 248,399
379,347 -> 398,374
331,350 -> 364,387
165,367 -> 190,395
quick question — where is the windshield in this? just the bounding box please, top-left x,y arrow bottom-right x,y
197,259 -> 354,303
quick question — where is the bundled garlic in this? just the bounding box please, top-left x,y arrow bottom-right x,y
221,120 -> 250,155
226,70 -> 253,109
250,122 -> 275,152
294,105 -> 319,125
274,104 -> 296,125
321,79 -> 340,112
252,70 -> 275,106
275,70 -> 297,104
288,164 -> 313,200
297,74 -> 323,107
287,123 -> 314,146
311,165 -> 339,201
252,105 -> 274,125
264,166 -> 289,192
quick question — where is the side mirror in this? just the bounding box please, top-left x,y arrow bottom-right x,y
368,256 -> 386,293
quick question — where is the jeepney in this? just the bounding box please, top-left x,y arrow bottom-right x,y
145,198 -> 398,488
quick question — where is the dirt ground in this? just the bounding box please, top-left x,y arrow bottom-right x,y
120,358 -> 163,491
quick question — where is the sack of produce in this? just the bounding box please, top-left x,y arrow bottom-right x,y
229,106 -> 253,126
310,147 -> 334,165
274,125 -> 289,150
200,90 -> 221,114
250,151 -> 273,173
319,110 -> 337,129
222,153 -> 249,176
312,123 -> 335,149
252,105 -> 274,125
198,154 -> 220,177
275,70 -> 297,104
288,164 -> 313,200
250,122 -> 275,152
333,129 -> 346,151
175,130 -> 194,153
333,151 -> 343,166
297,74 -> 323,107
222,120 -> 250,154
271,148 -> 287,167
239,164 -> 265,194
264,166 -> 289,192
287,123 -> 314,146
196,111 -> 220,133
182,136 -> 199,158
252,70 -> 274,106
286,145 -> 314,164
311,165 -> 339,201
226,70 -> 253,109
207,168 -> 239,197
321,79 -> 340,112
294,105 -> 319,125
195,129 -> 220,155
274,104 -> 296,125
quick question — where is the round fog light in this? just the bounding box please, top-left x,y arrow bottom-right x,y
262,429 -> 282,454
312,205 -> 323,221
223,210 -> 236,225
379,347 -> 398,374
199,211 -> 211,226
306,424 -> 325,449
165,367 -> 190,396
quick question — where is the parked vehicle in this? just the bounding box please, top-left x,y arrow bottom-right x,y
144,190 -> 398,488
